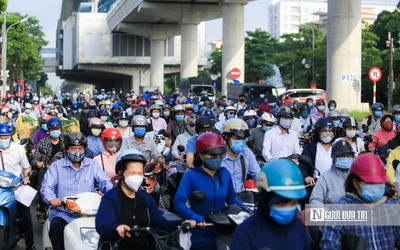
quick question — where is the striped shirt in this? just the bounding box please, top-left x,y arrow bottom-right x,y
41,157 -> 112,223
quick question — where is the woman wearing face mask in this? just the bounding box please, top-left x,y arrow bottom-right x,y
243,110 -> 258,131
368,113 -> 396,152
174,133 -> 245,249
171,115 -> 196,161
99,109 -> 114,128
310,140 -> 355,206
221,118 -> 260,193
230,159 -> 310,250
86,118 -> 105,158
249,112 -> 275,160
320,153 -> 400,249
149,104 -> 167,133
94,128 -> 122,185
334,117 -> 365,156
166,104 -> 186,143
96,149 -> 198,250
117,111 -> 132,138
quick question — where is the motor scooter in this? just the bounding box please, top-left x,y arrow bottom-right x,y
42,192 -> 102,250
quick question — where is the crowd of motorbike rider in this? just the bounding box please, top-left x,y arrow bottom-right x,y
2,86 -> 400,249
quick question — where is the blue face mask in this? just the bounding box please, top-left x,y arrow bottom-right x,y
203,157 -> 222,171
263,126 -> 272,132
264,100 -> 269,104
134,127 -> 146,138
0,139 -> 10,149
269,206 -> 297,225
360,183 -> 385,203
176,115 -> 184,122
50,130 -> 61,138
335,157 -> 353,170
68,151 -> 85,163
333,120 -> 341,128
374,111 -> 382,118
307,103 -> 313,108
246,120 -> 256,128
227,113 -> 236,120
301,111 -> 309,117
231,140 -> 246,154
42,124 -> 48,131
395,115 -> 400,123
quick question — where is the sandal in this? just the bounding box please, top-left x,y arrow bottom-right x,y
36,213 -> 46,224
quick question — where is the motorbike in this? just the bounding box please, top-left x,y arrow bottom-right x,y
42,192 -> 102,250
0,169 -> 38,248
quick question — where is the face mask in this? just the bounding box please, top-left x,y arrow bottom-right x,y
329,106 -> 335,111
68,150 -> 85,163
307,103 -> 313,108
203,157 -> 222,171
374,111 -> 382,118
42,124 -> 48,131
219,107 -> 224,111
239,99 -> 245,103
279,119 -> 292,129
50,130 -> 61,138
227,113 -> 236,120
301,111 -> 309,117
106,146 -> 118,154
346,130 -> 357,139
25,109 -> 31,114
395,115 -> 400,123
134,127 -> 146,138
123,174 -> 143,192
186,124 -> 196,135
112,111 -> 120,117
332,120 -> 340,128
73,110 -> 77,113
106,105 -> 111,109
264,100 -> 269,104
58,113 -> 63,118
9,100 -> 14,103
317,105 -> 325,112
320,131 -> 334,144
0,139 -> 10,149
119,120 -> 129,127
269,206 -> 297,225
152,112 -> 160,118
336,157 -> 353,170
231,140 -> 246,154
176,115 -> 184,122
100,116 -> 108,122
383,122 -> 393,131
263,126 -> 272,132
246,120 -> 256,128
163,111 -> 170,117
91,128 -> 102,137
199,131 -> 211,136
360,183 -> 385,203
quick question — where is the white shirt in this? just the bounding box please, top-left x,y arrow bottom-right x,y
299,116 -> 313,133
262,126 -> 302,162
314,142 -> 332,178
214,120 -> 226,133
150,117 -> 167,133
291,117 -> 303,137
1,142 -> 30,177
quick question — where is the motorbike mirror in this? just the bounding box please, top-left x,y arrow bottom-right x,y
393,160 -> 399,171
28,170 -> 39,188
299,155 -> 314,169
177,145 -> 185,152
190,190 -> 207,203
144,163 -> 156,174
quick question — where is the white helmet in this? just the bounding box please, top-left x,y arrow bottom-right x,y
260,113 -> 275,124
243,110 -> 257,119
222,118 -> 250,138
224,106 -> 236,113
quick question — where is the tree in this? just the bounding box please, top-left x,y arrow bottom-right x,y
39,82 -> 53,96
3,13 -> 48,94
209,47 -> 222,76
0,0 -> 6,12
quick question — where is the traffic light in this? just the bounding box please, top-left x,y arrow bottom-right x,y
386,40 -> 390,48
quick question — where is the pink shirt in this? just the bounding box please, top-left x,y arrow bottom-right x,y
369,129 -> 396,151
94,149 -> 121,180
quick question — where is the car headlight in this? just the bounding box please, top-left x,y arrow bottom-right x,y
80,227 -> 100,249
0,175 -> 13,188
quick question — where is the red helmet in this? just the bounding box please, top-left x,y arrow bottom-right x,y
101,128 -> 122,143
350,153 -> 388,183
196,133 -> 226,155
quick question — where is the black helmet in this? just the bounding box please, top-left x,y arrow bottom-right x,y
81,102 -> 90,109
87,110 -> 99,118
119,111 -> 129,119
135,107 -> 147,116
332,140 -> 354,159
195,116 -> 212,134
371,102 -> 384,111
328,100 -> 336,107
314,118 -> 334,133
299,103 -> 310,112
65,132 -> 88,149
276,99 -> 283,107
277,107 -> 294,119
163,104 -> 171,110
286,103 -> 297,113
342,117 -> 357,128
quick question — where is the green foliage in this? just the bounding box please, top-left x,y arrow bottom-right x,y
209,47 -> 222,76
0,0 -> 7,12
350,110 -> 370,122
39,82 -> 53,95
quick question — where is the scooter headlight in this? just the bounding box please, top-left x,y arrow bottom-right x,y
80,227 -> 100,249
0,175 -> 13,188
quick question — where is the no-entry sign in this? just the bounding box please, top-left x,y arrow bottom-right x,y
230,68 -> 241,79
369,67 -> 382,82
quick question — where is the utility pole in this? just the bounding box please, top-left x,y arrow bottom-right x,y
388,32 -> 394,110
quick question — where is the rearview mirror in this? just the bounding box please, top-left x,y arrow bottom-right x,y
144,163 -> 156,174
177,145 -> 185,152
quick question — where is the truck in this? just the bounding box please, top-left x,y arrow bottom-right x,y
180,76 -> 216,102
227,83 -> 279,105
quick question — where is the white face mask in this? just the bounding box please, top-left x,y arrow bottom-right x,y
279,119 -> 292,129
346,130 -> 357,139
163,111 -> 170,117
119,120 -> 129,127
123,174 -> 143,192
320,132 -> 334,144
153,112 -> 160,118
317,105 -> 325,112
100,116 -> 108,122
57,113 -> 63,118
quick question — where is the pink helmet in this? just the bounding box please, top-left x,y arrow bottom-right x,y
350,154 -> 388,183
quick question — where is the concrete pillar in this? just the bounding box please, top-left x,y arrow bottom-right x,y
221,0 -> 247,96
327,0 -> 366,110
150,38 -> 165,94
180,23 -> 199,78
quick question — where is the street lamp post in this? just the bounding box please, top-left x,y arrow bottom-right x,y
2,13 -> 28,98
302,24 -> 315,84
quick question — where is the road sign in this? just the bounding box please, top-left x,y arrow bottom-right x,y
16,85 -> 22,91
369,67 -> 382,82
230,68 -> 241,79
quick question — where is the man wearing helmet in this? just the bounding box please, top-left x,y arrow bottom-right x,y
108,104 -> 122,128
166,104 -> 186,143
249,112 -> 275,159
171,115 -> 196,160
361,102 -> 384,136
41,132 -> 113,250
221,118 -> 260,193
262,107 -> 302,162
215,106 -> 237,133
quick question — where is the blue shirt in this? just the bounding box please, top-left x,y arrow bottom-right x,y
185,135 -> 198,154
86,135 -> 103,158
221,147 -> 260,193
41,157 -> 113,223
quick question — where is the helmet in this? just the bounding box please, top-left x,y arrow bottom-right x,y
72,103 -> 79,110
316,99 -> 325,106
47,118 -> 62,130
119,111 -> 129,120
225,100 -> 234,107
339,108 -> 350,118
350,153 -> 388,183
87,110 -> 99,118
184,114 -> 196,124
314,118 -> 334,133
81,102 -> 90,109
243,110 -> 257,119
88,118 -> 104,128
54,100 -> 61,106
224,106 -> 236,113
332,140 -> 354,159
203,100 -> 213,109
277,107 -> 294,119
195,116 -> 212,133
150,104 -> 161,112
260,113 -> 275,124
196,133 -> 226,155
101,127 -> 122,143
222,118 -> 250,138
286,103 -> 297,113
342,117 -> 357,128
0,124 -> 11,135
64,132 -> 88,149
173,104 -> 185,113
328,100 -> 337,108
380,114 -> 394,127
41,115 -> 51,124
237,109 -> 246,118
371,102 -> 384,111
328,110 -> 340,119
135,107 -> 147,116
131,115 -> 148,127
393,105 -> 400,114
299,103 -> 310,112
24,103 -> 32,109
203,109 -> 215,119
99,109 -> 109,116
257,159 -> 306,200
111,104 -> 121,111
115,149 -> 147,174
1,105 -> 10,113
163,104 -> 171,110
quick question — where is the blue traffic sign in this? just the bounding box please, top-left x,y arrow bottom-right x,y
16,85 -> 22,91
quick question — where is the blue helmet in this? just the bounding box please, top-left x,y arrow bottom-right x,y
257,159 -> 306,200
111,104 -> 121,111
203,109 -> 215,119
314,117 -> 334,133
371,102 -> 384,111
0,124 -> 12,135
47,118 -> 62,130
72,103 -> 79,110
99,109 -> 109,116
115,149 -> 147,174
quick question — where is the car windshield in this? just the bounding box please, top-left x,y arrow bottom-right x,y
248,86 -> 277,100
192,86 -> 214,96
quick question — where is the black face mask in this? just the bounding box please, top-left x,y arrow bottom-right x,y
112,111 -> 120,117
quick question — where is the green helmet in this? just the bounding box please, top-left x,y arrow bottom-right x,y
257,159 -> 306,200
